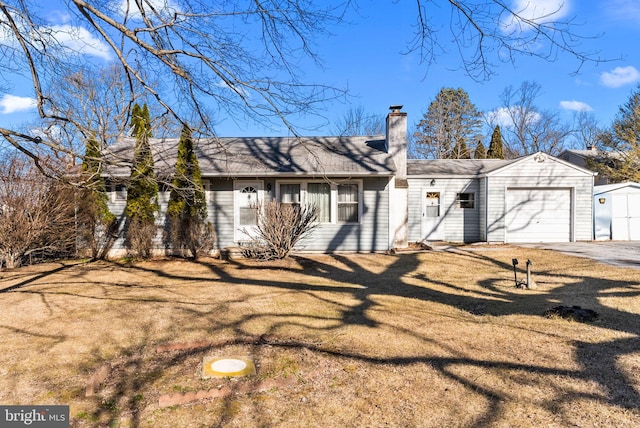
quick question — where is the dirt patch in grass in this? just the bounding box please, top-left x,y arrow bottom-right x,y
1,246 -> 640,427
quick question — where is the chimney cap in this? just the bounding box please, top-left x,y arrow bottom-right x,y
389,105 -> 403,113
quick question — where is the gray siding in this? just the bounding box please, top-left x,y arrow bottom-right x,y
105,179 -> 235,254
407,177 -> 482,243
409,155 -> 593,244
207,178 -> 235,249
107,176 -> 390,254
106,193 -> 127,253
298,177 -> 390,252
214,176 -> 390,252
105,189 -> 175,254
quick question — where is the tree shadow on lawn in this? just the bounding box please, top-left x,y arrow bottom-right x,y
196,250 -> 640,425
0,261 -> 85,293
435,248 -> 640,414
3,251 -> 639,426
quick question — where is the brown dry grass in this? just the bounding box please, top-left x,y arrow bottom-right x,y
1,245 -> 640,427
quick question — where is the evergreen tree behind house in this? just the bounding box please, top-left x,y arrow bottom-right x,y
452,138 -> 471,159
414,87 -> 482,159
487,125 -> 505,159
594,85 -> 640,183
474,139 -> 487,159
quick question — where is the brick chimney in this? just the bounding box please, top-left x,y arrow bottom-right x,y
386,105 -> 408,188
386,105 -> 409,249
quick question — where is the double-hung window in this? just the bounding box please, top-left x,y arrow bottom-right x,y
276,180 -> 361,224
337,184 -> 359,223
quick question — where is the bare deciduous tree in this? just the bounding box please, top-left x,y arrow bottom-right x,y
0,156 -> 76,268
0,1 -> 606,170
407,1 -> 603,81
494,81 -> 572,157
572,110 -> 602,150
333,106 -> 386,136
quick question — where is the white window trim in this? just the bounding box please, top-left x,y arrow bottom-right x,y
335,182 -> 362,224
275,179 -> 363,224
233,180 -> 264,242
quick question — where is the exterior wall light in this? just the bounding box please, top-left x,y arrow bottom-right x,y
599,197 -> 606,204
430,179 -> 436,186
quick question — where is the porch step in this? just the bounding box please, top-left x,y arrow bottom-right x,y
220,246 -> 245,260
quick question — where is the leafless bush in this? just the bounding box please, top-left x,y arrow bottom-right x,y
124,219 -> 157,259
169,217 -> 216,259
241,201 -> 318,260
0,156 -> 77,268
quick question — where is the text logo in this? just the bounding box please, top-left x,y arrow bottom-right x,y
1,406 -> 69,427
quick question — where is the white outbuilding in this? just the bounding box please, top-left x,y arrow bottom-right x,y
594,182 -> 640,240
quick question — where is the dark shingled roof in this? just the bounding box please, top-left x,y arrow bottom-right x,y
105,136 -> 396,178
408,158 -> 515,176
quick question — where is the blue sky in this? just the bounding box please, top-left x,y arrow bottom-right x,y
1,0 -> 640,143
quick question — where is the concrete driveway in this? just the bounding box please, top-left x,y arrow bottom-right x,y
514,241 -> 640,270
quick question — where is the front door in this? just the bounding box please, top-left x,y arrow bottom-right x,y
422,190 -> 444,241
234,181 -> 264,241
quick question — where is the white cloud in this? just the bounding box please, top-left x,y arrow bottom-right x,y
0,94 -> 37,114
485,106 -> 541,127
559,100 -> 592,111
485,108 -> 513,128
114,0 -> 181,19
30,123 -> 64,141
600,66 -> 640,88
46,25 -> 112,60
502,0 -> 572,33
0,13 -> 112,60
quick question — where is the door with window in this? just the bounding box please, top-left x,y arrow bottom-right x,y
234,181 -> 263,241
422,190 -> 445,240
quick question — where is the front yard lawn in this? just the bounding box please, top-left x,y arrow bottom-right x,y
1,246 -> 639,427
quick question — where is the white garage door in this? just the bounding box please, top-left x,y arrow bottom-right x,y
506,188 -> 571,243
612,193 -> 640,241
